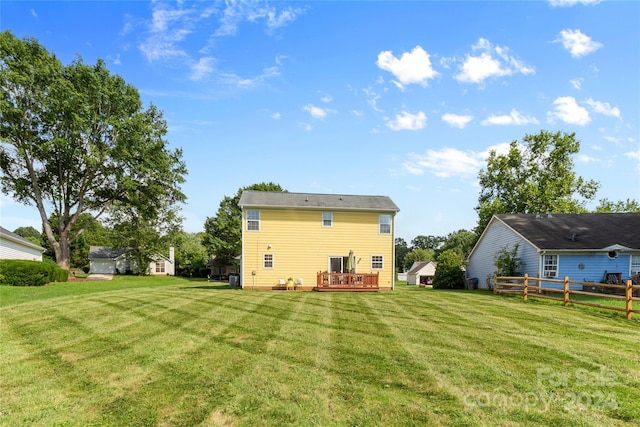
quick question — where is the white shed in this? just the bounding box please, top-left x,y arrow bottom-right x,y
407,261 -> 437,285
0,226 -> 45,261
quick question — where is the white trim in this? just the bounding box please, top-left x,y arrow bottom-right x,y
263,253 -> 274,269
379,214 -> 391,235
322,212 -> 333,227
246,210 -> 260,231
371,255 -> 384,270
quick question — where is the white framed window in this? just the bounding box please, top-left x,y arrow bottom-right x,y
263,253 -> 274,269
371,255 -> 384,270
543,254 -> 558,278
631,255 -> 640,276
247,210 -> 260,231
322,212 -> 333,227
379,214 -> 391,234
155,261 -> 165,273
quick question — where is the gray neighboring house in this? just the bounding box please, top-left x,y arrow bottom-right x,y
89,246 -> 130,274
407,261 -> 437,285
466,213 -> 640,290
89,246 -> 175,275
0,226 -> 45,261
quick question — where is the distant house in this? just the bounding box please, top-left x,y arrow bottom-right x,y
89,246 -> 175,275
0,226 -> 45,261
407,261 -> 437,285
466,213 -> 640,289
238,190 -> 400,291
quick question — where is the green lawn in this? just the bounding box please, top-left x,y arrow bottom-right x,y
1,278 -> 639,426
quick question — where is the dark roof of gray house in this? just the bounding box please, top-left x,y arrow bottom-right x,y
238,190 -> 400,212
0,225 -> 45,251
495,213 -> 640,251
88,246 -> 128,260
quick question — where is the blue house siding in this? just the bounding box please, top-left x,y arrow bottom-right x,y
536,252 -> 638,290
467,214 -> 640,292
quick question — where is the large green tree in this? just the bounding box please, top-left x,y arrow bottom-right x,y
476,130 -> 599,234
438,229 -> 477,259
0,31 -> 186,269
594,198 -> 640,213
411,235 -> 445,251
203,182 -> 284,266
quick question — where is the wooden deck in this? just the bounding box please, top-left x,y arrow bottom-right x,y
314,272 -> 379,292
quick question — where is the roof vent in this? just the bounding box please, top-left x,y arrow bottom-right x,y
305,197 -> 309,202
569,229 -> 578,242
339,196 -> 343,200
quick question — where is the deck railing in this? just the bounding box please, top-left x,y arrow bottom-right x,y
316,272 -> 379,289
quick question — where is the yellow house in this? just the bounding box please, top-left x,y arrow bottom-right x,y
238,191 -> 400,291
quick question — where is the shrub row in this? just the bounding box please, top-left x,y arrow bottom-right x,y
0,260 -> 69,286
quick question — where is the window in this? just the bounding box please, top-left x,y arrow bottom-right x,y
263,253 -> 274,269
631,255 -> 640,276
379,214 -> 391,234
247,210 -> 260,231
322,212 -> 333,227
155,261 -> 165,273
543,254 -> 558,278
371,255 -> 384,270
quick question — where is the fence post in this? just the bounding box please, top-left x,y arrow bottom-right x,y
493,274 -> 497,294
523,273 -> 528,301
563,276 -> 569,307
626,279 -> 633,320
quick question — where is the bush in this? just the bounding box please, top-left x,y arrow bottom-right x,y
433,250 -> 466,289
0,260 -> 69,286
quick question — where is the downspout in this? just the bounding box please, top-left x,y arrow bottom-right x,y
392,213 -> 396,291
240,208 -> 245,289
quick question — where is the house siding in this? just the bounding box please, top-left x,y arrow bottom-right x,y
466,219 -> 538,289
0,238 -> 44,261
537,252 -> 639,290
241,208 -> 395,290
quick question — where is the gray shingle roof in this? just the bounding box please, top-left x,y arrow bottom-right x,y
496,213 -> 640,250
88,246 -> 128,260
238,190 -> 400,212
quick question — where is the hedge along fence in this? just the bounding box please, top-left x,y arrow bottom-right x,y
0,260 -> 69,286
493,274 -> 640,320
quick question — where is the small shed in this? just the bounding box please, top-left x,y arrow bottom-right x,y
407,261 -> 437,285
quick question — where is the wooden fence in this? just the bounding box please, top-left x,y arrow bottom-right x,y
493,274 -> 640,320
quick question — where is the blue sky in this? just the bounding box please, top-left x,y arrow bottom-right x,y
1,0 -> 639,242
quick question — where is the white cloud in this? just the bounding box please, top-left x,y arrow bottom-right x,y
547,96 -> 591,125
577,154 -> 600,163
481,109 -> 539,126
548,0 -> 601,7
555,29 -> 602,58
441,113 -> 473,129
570,78 -> 583,90
403,147 -> 483,178
386,111 -> 427,131
303,104 -> 329,119
270,112 -> 281,120
626,149 -> 640,161
376,45 -> 439,88
217,2 -> 304,36
219,65 -> 280,88
584,98 -> 621,118
455,38 -> 534,84
30,9 -> 37,18
190,56 -> 215,81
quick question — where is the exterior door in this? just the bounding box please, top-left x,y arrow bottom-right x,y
329,257 -> 343,273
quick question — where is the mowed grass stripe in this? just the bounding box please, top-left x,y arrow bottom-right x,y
1,282 -> 639,426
